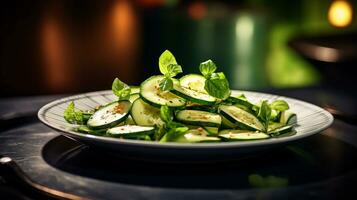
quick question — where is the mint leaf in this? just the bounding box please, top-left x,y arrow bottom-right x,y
159,50 -> 177,75
157,50 -> 182,91
166,64 -> 182,77
159,77 -> 173,91
199,59 -> 217,78
204,72 -> 231,100
112,78 -> 131,100
270,100 -> 289,111
258,100 -> 271,131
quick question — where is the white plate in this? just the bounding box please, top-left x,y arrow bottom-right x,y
38,90 -> 333,162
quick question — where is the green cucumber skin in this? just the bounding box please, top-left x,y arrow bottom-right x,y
220,115 -> 238,129
218,105 -> 264,131
175,110 -> 222,127
77,125 -> 106,135
170,86 -> 216,106
268,125 -> 294,137
175,119 -> 220,127
219,110 -> 258,131
87,101 -> 131,130
219,134 -> 270,141
227,96 -> 254,109
218,129 -> 270,141
203,126 -> 219,135
107,128 -> 155,138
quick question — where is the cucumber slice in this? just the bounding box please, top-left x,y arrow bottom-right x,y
140,75 -> 186,108
268,125 -> 295,137
176,110 -> 222,127
227,95 -> 255,109
174,129 -> 221,143
203,126 -> 219,135
87,101 -> 131,130
107,125 -> 155,138
171,84 -> 216,106
76,125 -> 106,135
219,130 -> 269,140
124,115 -> 136,125
221,115 -> 238,129
179,74 -> 207,93
219,105 -> 264,131
267,122 -> 285,132
129,93 -> 140,103
280,111 -> 297,125
131,98 -> 163,126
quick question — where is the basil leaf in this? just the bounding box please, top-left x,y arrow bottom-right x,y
112,78 -> 131,100
199,59 -> 217,78
160,105 -> 173,123
166,64 -> 182,78
258,100 -> 271,131
159,50 -> 177,75
270,100 -> 289,111
204,72 -> 231,100
159,77 -> 173,91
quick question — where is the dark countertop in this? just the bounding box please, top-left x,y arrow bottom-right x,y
1,88 -> 357,200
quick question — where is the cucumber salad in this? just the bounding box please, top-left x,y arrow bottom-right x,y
64,50 -> 297,143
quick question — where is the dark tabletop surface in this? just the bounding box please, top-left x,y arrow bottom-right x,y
1,87 -> 357,200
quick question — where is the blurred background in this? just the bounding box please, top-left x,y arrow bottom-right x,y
1,0 -> 356,97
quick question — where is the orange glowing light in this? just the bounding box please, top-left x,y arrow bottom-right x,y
188,1 -> 207,20
328,0 -> 353,27
41,13 -> 72,91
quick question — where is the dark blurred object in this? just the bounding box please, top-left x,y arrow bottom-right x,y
288,32 -> 357,88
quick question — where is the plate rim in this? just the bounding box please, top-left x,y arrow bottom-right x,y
38,90 -> 334,149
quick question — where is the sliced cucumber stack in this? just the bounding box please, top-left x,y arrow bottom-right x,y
131,98 -> 163,126
219,130 -> 269,141
176,110 -> 222,127
179,74 -> 207,93
107,125 -> 155,138
140,75 -> 186,108
65,50 -> 297,143
219,105 -> 264,131
171,84 -> 216,106
87,101 -> 131,130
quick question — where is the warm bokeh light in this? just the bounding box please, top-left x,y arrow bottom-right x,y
328,0 -> 353,27
41,12 -> 72,91
110,0 -> 139,82
188,1 -> 207,20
